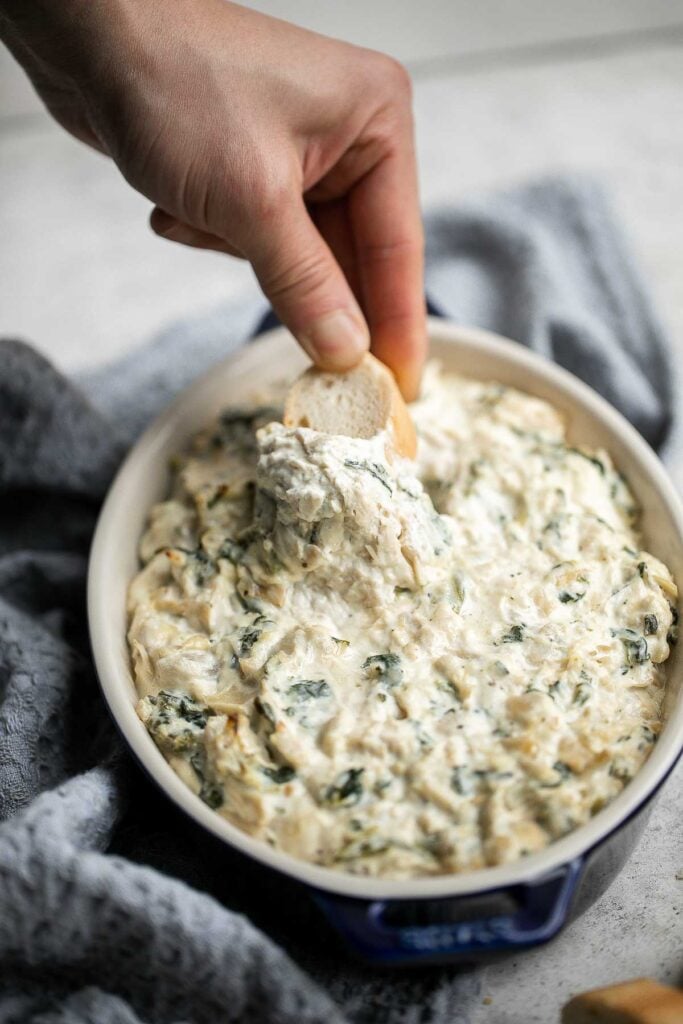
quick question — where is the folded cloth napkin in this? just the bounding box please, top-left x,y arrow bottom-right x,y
0,176 -> 680,1024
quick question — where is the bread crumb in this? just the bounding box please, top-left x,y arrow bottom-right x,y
562,977 -> 683,1023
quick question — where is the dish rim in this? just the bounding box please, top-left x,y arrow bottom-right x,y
88,317 -> 683,901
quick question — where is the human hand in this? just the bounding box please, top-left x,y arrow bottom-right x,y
1,0 -> 426,397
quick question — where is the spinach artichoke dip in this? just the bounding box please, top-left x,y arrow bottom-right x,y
128,362 -> 677,878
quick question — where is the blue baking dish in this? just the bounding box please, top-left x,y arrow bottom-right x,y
88,319 -> 683,964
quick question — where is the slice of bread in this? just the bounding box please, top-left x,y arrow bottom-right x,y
283,353 -> 417,459
562,978 -> 683,1024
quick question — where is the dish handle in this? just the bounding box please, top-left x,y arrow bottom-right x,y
313,856 -> 584,964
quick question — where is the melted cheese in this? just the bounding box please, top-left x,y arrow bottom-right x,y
129,363 -> 677,878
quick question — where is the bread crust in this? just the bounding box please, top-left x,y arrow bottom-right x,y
284,353 -> 417,458
562,978 -> 683,1024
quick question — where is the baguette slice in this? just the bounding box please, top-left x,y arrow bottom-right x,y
562,978 -> 683,1024
283,353 -> 417,459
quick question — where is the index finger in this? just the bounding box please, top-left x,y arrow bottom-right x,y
349,112 -> 426,400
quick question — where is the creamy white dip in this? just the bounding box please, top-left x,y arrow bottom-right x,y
128,363 -> 677,878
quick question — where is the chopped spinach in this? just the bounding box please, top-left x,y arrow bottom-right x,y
218,538 -> 247,565
559,590 -> 585,604
475,769 -> 514,781
148,690 -> 210,728
199,779 -> 224,809
362,653 -> 403,687
549,679 -> 564,699
567,447 -> 605,475
331,636 -> 350,649
324,768 -> 364,807
336,836 -> 390,862
589,514 -> 614,533
397,479 -> 421,499
539,761 -> 573,789
238,627 -> 261,656
501,624 -> 525,644
410,719 -> 434,750
450,766 -> 471,796
608,760 -> 632,783
611,628 -> 649,667
191,548 -> 214,585
452,766 -> 512,795
287,679 -> 331,701
667,604 -> 679,647
190,751 -> 224,809
437,676 -> 463,703
206,488 -> 224,510
262,765 -> 296,784
236,618 -> 272,657
343,459 -> 393,494
254,698 -> 277,727
543,517 -> 563,538
573,672 -> 592,707
142,690 -> 213,753
637,561 -> 648,579
644,614 -> 658,636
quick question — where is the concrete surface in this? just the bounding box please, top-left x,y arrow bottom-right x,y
1,5 -> 681,1021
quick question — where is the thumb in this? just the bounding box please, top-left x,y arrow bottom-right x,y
245,199 -> 369,371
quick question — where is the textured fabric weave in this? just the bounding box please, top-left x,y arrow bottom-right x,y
0,177 -> 680,1023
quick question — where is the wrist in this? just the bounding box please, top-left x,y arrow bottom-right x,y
0,0 -> 127,89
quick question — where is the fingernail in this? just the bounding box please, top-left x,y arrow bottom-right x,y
301,311 -> 369,369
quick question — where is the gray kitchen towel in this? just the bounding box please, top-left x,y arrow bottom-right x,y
0,176 -> 680,1024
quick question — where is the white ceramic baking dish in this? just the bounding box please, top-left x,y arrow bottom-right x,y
88,318 -> 683,964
